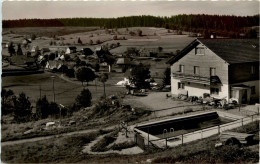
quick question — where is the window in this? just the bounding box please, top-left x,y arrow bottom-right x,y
194,66 -> 200,75
251,66 -> 256,74
210,67 -> 216,76
195,47 -> 205,55
178,82 -> 184,89
251,86 -> 256,94
210,88 -> 219,95
179,65 -> 184,73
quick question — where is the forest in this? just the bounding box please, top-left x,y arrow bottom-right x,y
3,14 -> 259,38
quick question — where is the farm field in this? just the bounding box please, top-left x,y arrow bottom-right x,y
2,27 -> 194,56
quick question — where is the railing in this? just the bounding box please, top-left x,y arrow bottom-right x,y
147,113 -> 259,149
172,72 -> 210,84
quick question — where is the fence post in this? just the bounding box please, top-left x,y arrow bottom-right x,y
201,129 -> 203,139
182,134 -> 184,145
218,125 -> 220,134
241,118 -> 243,126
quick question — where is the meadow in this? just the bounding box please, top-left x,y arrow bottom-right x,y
2,71 -> 126,106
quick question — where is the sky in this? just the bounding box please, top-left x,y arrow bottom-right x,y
2,1 -> 259,20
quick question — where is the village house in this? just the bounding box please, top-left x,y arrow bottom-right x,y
167,38 -> 259,104
45,60 -> 63,70
114,57 -> 132,73
31,45 -> 39,53
65,46 -> 77,54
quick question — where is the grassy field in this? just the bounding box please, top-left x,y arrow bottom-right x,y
2,27 -> 194,56
2,121 -> 258,163
2,71 -> 126,106
1,130 -> 105,163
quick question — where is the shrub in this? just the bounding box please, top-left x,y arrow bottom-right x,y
36,96 -> 50,119
137,29 -> 142,36
31,34 -> 36,40
66,69 -> 75,78
96,40 -> 101,44
110,141 -> 135,151
1,89 -> 14,115
91,130 -> 118,152
75,89 -> 92,109
129,31 -> 136,36
184,108 -> 193,113
49,102 -> 60,118
13,93 -> 33,123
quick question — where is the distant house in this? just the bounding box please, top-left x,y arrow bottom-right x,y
99,62 -> 110,72
139,48 -> 150,57
65,47 -> 77,54
4,42 -> 9,48
167,38 -> 259,104
114,58 -> 132,73
45,61 -> 63,70
31,45 -> 39,53
22,39 -> 31,45
64,61 -> 75,69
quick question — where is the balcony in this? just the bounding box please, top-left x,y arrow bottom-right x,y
172,72 -> 221,85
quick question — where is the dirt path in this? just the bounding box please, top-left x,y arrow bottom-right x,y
82,131 -> 143,155
1,126 -> 116,147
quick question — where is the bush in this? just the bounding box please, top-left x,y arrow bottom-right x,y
96,40 -> 101,44
31,34 -> 36,40
49,102 -> 60,118
1,89 -> 14,115
184,108 -> 193,114
91,130 -> 118,152
129,31 -> 136,36
110,141 -> 135,151
36,96 -> 50,119
75,89 -> 92,109
13,93 -> 33,123
66,69 -> 75,78
92,99 -> 111,116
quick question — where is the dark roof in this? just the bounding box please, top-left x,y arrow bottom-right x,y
82,48 -> 94,55
116,58 -> 132,65
167,38 -> 259,64
68,47 -> 77,50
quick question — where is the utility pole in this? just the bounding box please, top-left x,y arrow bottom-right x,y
39,85 -> 42,99
51,76 -> 55,102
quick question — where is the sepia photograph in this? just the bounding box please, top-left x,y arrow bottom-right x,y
1,1 -> 259,163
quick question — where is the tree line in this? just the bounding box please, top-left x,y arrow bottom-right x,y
1,88 -> 92,123
3,14 -> 259,37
